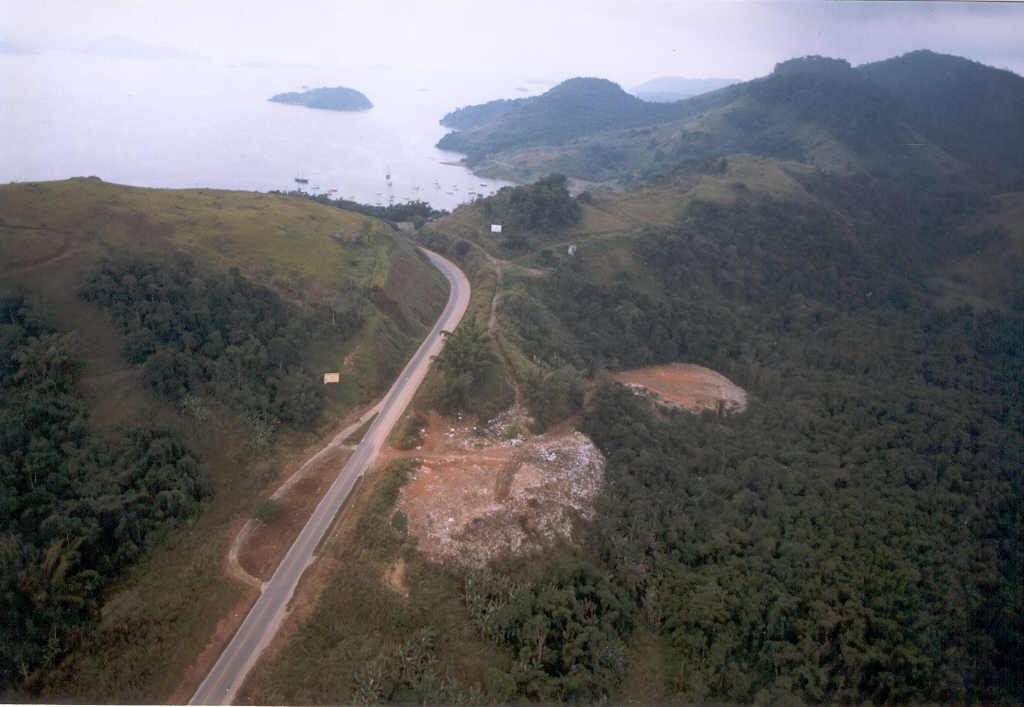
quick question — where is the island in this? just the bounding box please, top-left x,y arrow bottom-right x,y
269,86 -> 373,111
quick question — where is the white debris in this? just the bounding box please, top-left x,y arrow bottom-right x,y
397,426 -> 606,569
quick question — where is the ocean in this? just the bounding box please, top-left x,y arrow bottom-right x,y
0,51 -> 538,210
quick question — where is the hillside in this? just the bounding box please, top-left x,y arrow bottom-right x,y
859,50 -> 1024,172
437,77 -> 693,162
436,51 -> 1023,184
0,178 -> 446,699
242,156 -> 1024,703
269,85 -> 373,111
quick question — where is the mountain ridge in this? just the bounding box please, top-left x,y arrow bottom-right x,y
436,50 -> 1024,184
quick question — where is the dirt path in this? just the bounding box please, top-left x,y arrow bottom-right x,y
487,256 -> 505,332
226,402 -> 382,589
0,224 -> 74,273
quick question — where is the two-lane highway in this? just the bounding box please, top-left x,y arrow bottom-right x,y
190,248 -> 470,705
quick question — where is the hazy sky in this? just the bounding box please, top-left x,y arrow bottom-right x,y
3,0 -> 1023,86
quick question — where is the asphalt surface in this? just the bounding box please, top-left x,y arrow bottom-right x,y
189,247 -> 470,705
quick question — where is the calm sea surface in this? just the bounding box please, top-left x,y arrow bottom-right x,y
0,53 -> 537,209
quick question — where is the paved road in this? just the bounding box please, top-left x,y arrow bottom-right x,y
190,248 -> 470,705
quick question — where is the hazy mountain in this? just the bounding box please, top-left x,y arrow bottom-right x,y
631,76 -> 738,102
436,51 -> 1024,184
437,77 -> 693,161
858,50 -> 1024,171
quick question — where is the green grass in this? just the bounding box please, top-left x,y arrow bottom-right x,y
0,178 -> 391,292
343,413 -> 377,445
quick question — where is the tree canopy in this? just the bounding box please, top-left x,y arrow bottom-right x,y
0,293 -> 209,689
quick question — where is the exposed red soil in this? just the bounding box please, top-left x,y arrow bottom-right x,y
393,409 -> 605,567
613,362 -> 747,413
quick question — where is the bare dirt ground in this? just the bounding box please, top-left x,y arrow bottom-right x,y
614,362 -> 748,413
238,446 -> 353,580
393,408 -> 605,567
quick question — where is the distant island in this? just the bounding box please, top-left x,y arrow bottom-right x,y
269,86 -> 373,112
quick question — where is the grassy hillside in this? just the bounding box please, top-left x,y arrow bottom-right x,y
0,178 -> 446,700
438,51 -> 1022,186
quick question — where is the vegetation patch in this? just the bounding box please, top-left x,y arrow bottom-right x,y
0,293 -> 208,690
480,174 -> 581,237
432,316 -> 512,421
80,256 -> 355,439
462,560 -> 633,702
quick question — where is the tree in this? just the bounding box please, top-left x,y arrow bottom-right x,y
434,318 -> 491,413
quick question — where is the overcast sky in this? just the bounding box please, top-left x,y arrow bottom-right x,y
3,0 -> 1023,86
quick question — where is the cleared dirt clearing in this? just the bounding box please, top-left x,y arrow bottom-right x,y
394,411 -> 604,567
614,362 -> 747,413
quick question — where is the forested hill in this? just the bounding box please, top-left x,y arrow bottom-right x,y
405,155 -> 1024,702
270,85 -> 373,111
437,51 -> 1024,184
859,50 -> 1024,172
437,78 -> 693,160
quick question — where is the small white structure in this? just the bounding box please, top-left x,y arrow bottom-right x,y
567,244 -> 578,256
323,372 -> 341,384
490,224 -> 503,234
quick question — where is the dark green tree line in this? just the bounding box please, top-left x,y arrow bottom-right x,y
80,255 -> 360,430
0,293 -> 208,690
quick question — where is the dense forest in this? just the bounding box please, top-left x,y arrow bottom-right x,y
437,77 -> 693,163
0,293 -> 209,690
480,174 -> 582,245
489,178 -> 1023,700
80,256 -> 360,440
